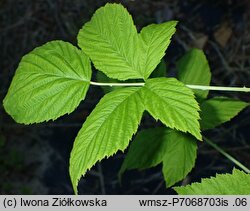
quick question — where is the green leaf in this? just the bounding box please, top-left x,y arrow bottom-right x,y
119,128 -> 197,188
162,130 -> 197,187
3,41 -> 91,124
200,97 -> 249,130
119,128 -> 169,178
78,3 -> 177,80
78,3 -> 142,80
177,49 -> 211,100
174,168 -> 250,194
143,78 -> 202,140
139,21 -> 177,79
70,87 -> 144,194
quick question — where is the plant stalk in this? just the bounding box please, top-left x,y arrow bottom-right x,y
89,81 -> 145,87
89,81 -> 250,92
204,137 -> 250,174
186,84 -> 250,92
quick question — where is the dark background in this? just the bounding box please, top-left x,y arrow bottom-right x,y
0,0 -> 249,194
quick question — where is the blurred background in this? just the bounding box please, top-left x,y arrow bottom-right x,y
0,0 -> 250,194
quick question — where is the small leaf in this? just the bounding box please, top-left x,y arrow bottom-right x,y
78,3 -> 177,80
177,49 -> 211,100
139,21 -> 177,79
174,168 -> 250,194
70,87 -> 144,194
162,130 -> 197,187
3,41 -> 91,124
143,78 -> 202,140
119,128 -> 197,188
119,128 -> 169,179
200,97 -> 249,130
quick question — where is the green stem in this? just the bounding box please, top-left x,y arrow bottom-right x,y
89,81 -> 250,92
90,81 -> 144,87
204,137 -> 250,174
186,84 -> 250,92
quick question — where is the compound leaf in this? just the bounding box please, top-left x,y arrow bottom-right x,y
200,97 -> 249,130
77,3 -> 142,80
119,128 -> 169,179
177,49 -> 211,100
162,130 -> 197,187
174,168 -> 250,194
70,87 -> 144,194
3,41 -> 91,124
139,21 -> 177,79
143,78 -> 201,140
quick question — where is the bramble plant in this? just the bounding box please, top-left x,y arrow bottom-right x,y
3,3 -> 250,194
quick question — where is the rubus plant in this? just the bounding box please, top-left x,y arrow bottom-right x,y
3,3 -> 250,194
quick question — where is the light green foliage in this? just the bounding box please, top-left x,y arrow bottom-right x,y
177,49 -> 211,100
78,3 -> 176,80
174,168 -> 250,194
119,128 -> 197,187
200,97 -> 249,130
143,78 -> 201,140
3,3 -> 249,195
70,77 -> 201,192
3,41 -> 91,124
70,87 -> 144,194
77,3 -> 141,80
